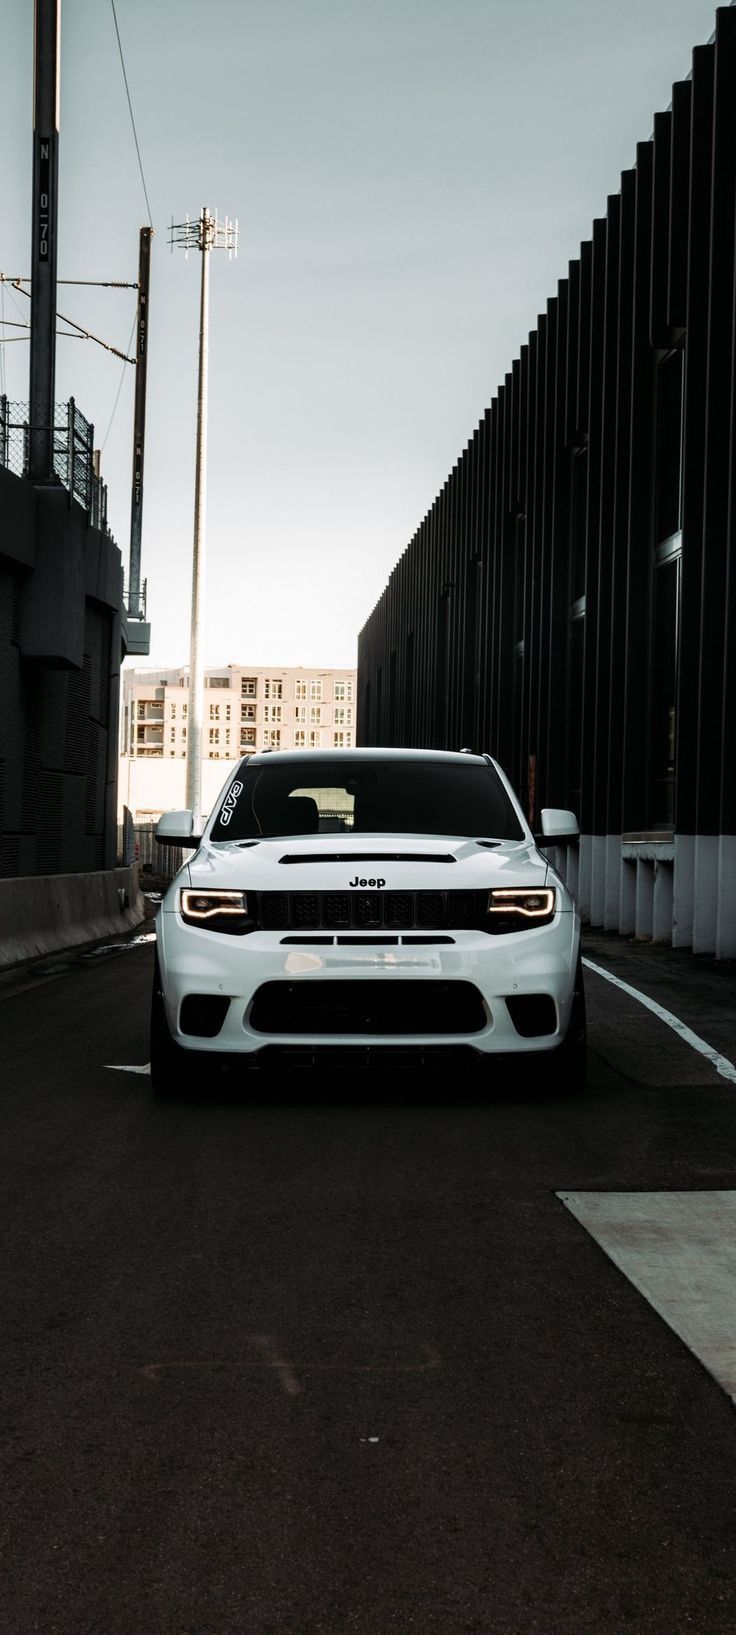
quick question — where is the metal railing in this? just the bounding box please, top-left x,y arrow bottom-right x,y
0,395 -> 109,531
119,814 -> 184,881
123,574 -> 148,621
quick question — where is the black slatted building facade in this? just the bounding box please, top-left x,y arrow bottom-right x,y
358,6 -> 736,958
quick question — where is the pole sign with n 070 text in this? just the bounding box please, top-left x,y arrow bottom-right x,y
37,138 -> 51,262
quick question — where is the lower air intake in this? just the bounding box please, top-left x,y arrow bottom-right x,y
505,994 -> 557,1037
249,979 -> 486,1036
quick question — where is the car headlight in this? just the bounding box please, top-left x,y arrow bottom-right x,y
487,887 -> 556,932
180,889 -> 252,934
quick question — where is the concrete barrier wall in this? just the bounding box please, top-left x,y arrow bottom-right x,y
0,866 -> 145,970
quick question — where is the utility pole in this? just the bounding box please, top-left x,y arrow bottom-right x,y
128,225 -> 153,622
29,0 -> 60,481
170,208 -> 237,826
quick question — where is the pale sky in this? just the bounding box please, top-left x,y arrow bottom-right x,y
0,0 -> 721,672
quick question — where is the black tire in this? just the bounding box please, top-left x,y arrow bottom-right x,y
150,953 -> 197,1097
550,955 -> 587,1092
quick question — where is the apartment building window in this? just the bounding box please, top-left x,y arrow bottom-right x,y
241,676 -> 257,696
264,678 -> 283,699
241,702 -> 255,721
309,730 -> 320,748
294,704 -> 306,723
310,706 -> 322,725
225,729 -> 231,746
266,729 -> 281,748
310,680 -> 322,701
138,701 -> 147,717
209,703 -> 220,720
209,728 -> 219,744
334,679 -> 353,702
225,704 -> 231,720
182,728 -> 187,739
183,704 -> 188,718
294,730 -> 306,748
333,731 -> 345,748
170,703 -> 176,718
295,680 -> 307,700
334,707 -> 353,726
170,728 -> 175,742
240,727 -> 256,746
209,676 -> 230,688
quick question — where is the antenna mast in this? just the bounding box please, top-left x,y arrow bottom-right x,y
169,207 -> 238,826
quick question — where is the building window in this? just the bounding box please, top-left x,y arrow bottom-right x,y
334,706 -> 352,726
294,730 -> 306,748
310,706 -> 322,725
333,731 -> 345,748
264,678 -> 283,699
334,679 -> 353,702
209,727 -> 219,744
309,730 -> 320,748
241,727 -> 256,745
266,729 -> 281,748
295,679 -> 307,700
170,728 -> 175,741
209,676 -> 230,689
294,705 -> 306,723
170,703 -> 176,718
241,702 -> 256,721
183,704 -> 188,718
209,703 -> 220,720
225,704 -> 231,720
310,679 -> 322,701
241,676 -> 257,696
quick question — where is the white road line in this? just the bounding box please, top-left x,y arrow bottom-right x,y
582,956 -> 736,1084
559,1191 -> 736,1405
106,1063 -> 151,1074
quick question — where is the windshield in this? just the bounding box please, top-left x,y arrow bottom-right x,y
208,758 -> 524,842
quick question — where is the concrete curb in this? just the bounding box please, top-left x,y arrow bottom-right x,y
0,866 -> 145,970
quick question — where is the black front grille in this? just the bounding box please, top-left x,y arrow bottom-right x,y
249,979 -> 487,1035
257,890 -> 487,932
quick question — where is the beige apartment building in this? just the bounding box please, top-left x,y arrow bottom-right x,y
119,664 -> 358,820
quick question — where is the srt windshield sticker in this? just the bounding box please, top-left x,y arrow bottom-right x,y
219,780 -> 244,827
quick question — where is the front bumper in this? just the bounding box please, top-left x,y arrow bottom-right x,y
156,908 -> 579,1059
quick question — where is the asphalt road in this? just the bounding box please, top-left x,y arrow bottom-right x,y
2,930 -> 736,1634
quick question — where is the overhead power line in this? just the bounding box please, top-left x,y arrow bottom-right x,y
101,313 -> 137,451
2,278 -> 135,364
110,0 -> 154,227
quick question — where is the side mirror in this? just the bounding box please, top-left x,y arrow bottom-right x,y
155,809 -> 202,847
538,808 -> 580,843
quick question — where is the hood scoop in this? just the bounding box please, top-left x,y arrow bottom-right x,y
278,851 -> 457,865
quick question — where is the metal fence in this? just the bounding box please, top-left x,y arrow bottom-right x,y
118,813 -> 183,881
0,395 -> 109,530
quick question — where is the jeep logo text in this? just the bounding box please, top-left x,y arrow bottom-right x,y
349,876 -> 386,888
